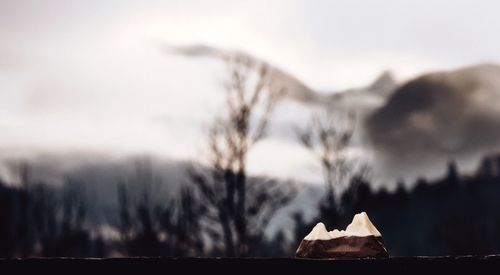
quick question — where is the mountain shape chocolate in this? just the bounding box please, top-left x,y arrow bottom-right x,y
295,212 -> 389,259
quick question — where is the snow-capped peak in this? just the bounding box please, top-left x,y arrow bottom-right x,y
303,222 -> 331,240
345,212 -> 382,237
303,212 -> 382,240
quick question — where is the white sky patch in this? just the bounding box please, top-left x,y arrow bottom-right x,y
247,138 -> 323,184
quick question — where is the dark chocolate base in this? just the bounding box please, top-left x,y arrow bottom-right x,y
295,236 -> 389,259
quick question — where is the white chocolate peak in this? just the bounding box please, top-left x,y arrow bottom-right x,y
345,212 -> 382,237
303,212 -> 382,240
303,222 -> 331,240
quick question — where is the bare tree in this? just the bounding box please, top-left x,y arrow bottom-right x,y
296,110 -> 358,210
189,58 -> 295,256
117,158 -> 207,257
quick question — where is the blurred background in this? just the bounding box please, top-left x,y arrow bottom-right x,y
1,0 -> 500,257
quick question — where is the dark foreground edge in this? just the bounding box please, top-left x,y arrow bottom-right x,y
1,256 -> 499,274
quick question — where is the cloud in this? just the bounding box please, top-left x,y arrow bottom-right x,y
3,0 -> 500,185
163,43 -> 322,104
365,63 -> 500,181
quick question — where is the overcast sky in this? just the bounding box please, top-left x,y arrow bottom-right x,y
1,0 -> 500,183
